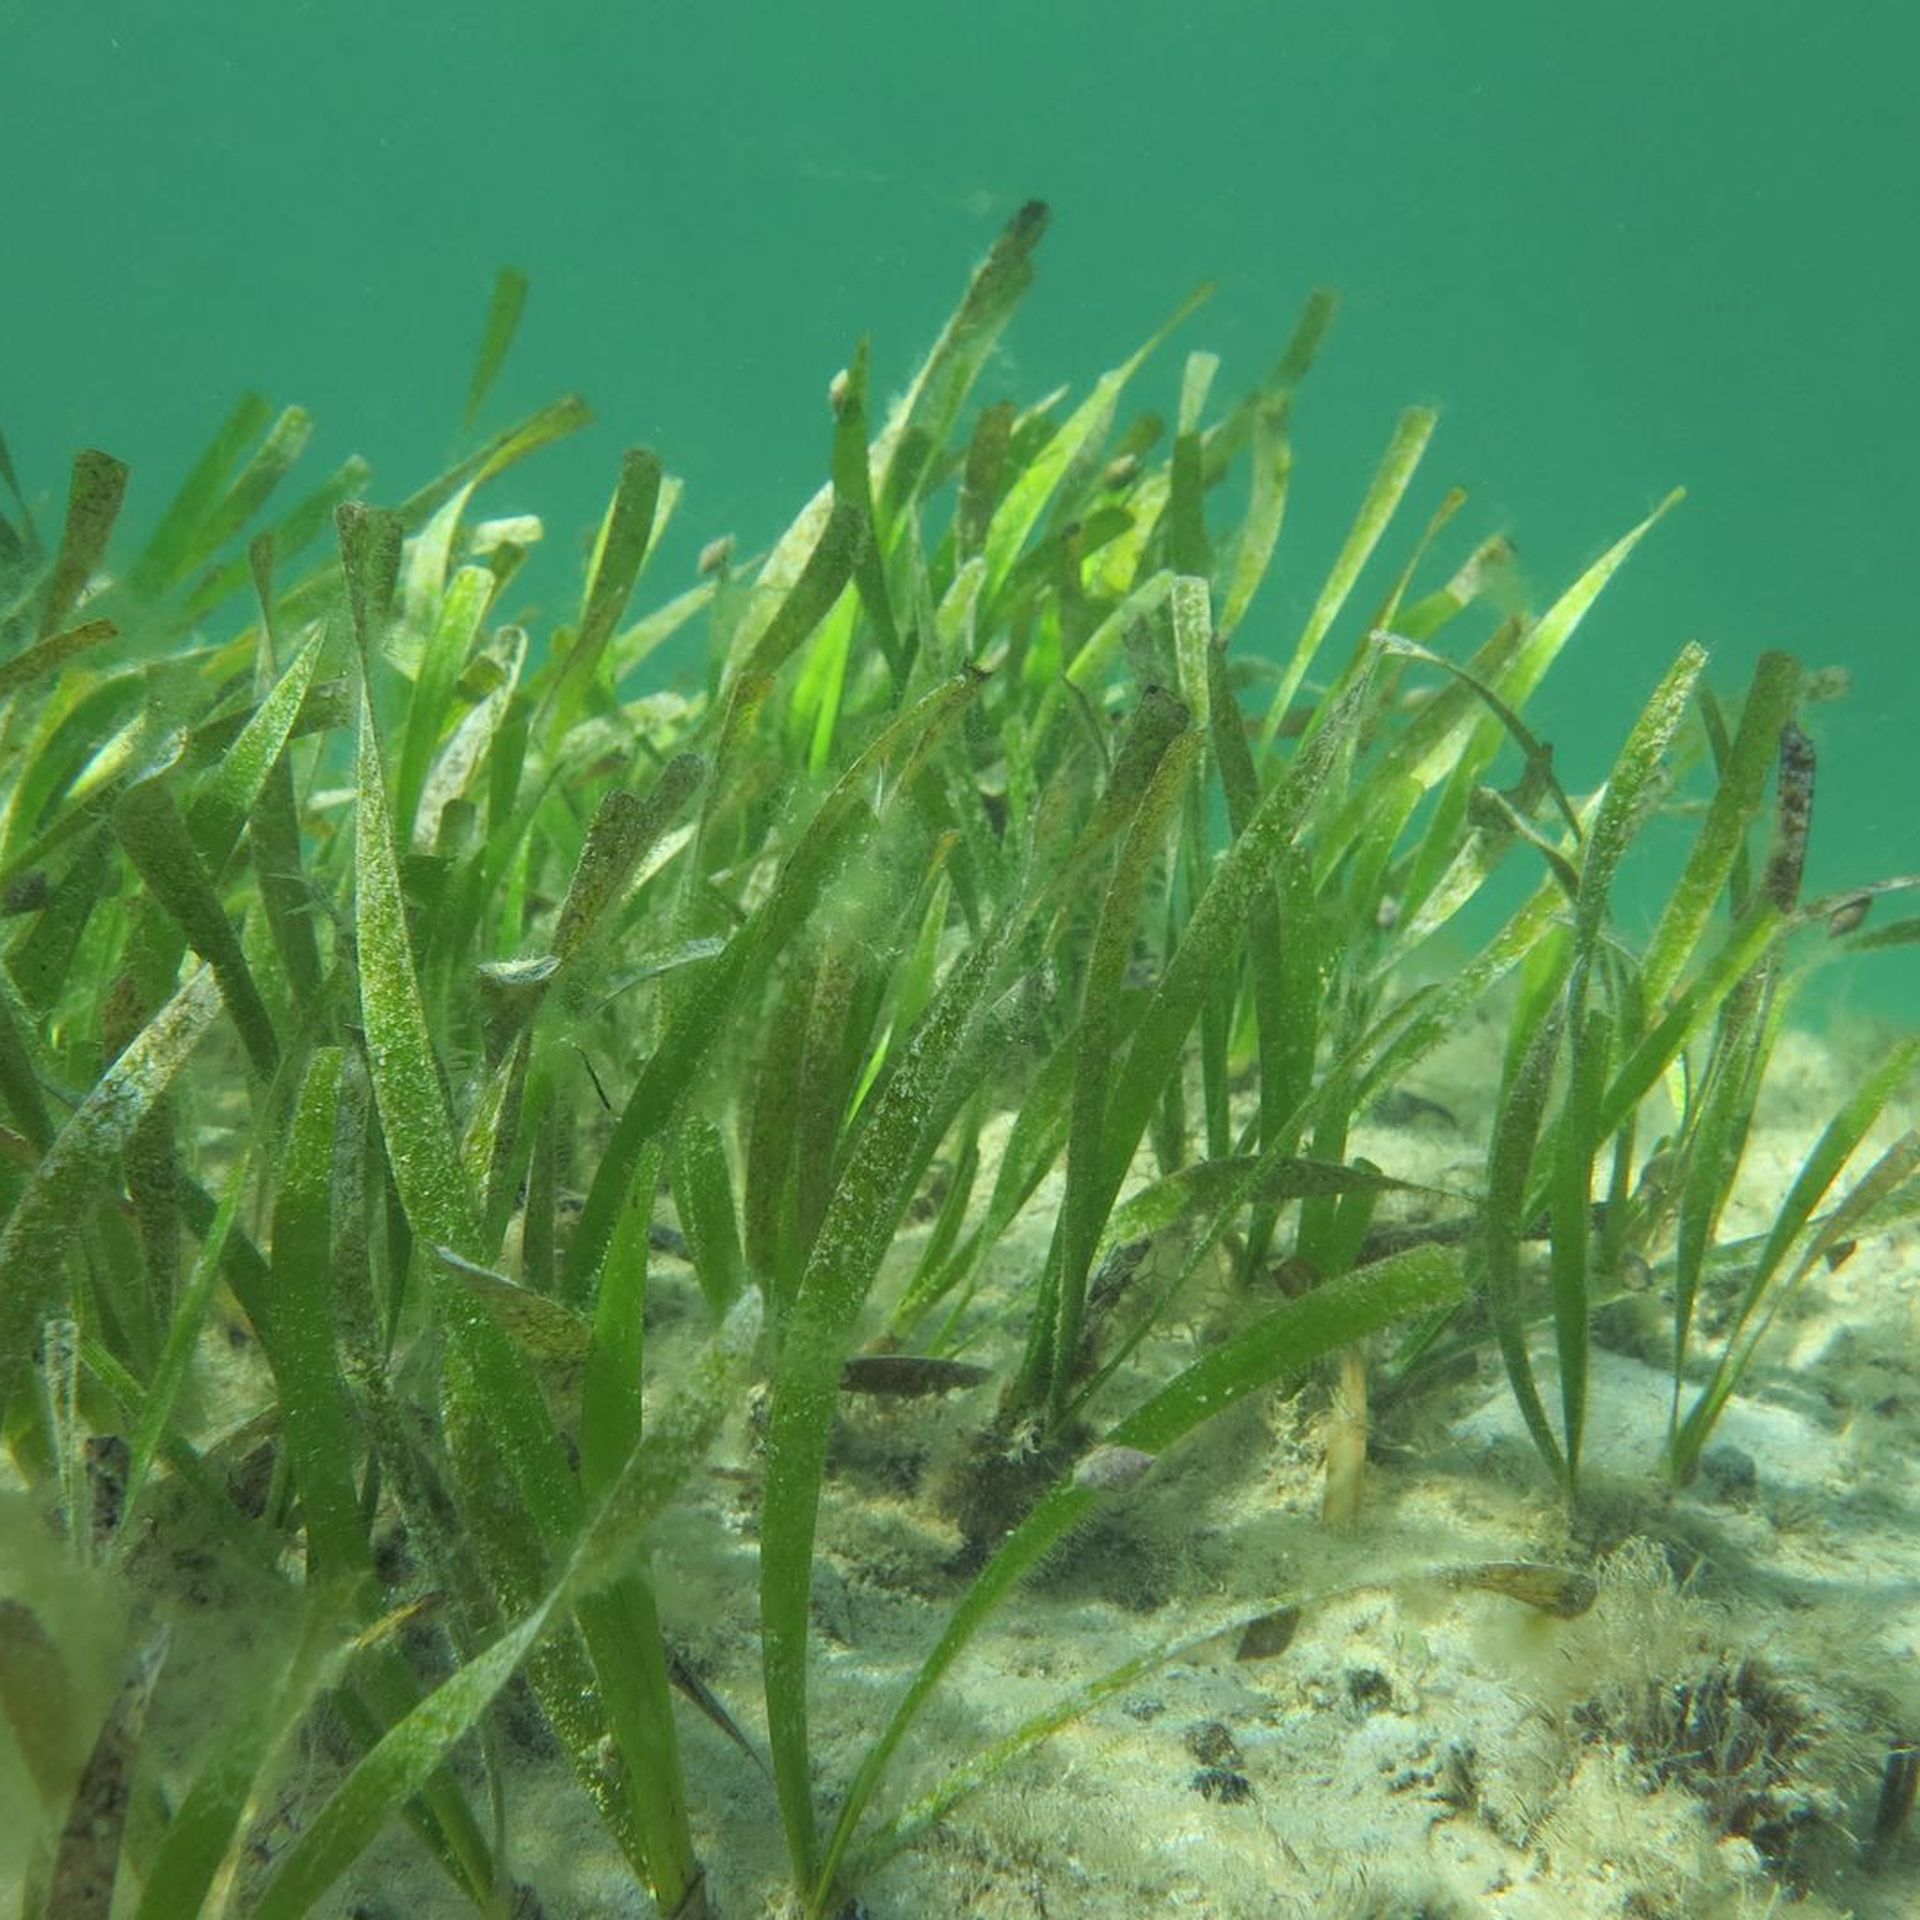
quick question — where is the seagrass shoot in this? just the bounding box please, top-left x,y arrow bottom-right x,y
0,201 -> 1915,1919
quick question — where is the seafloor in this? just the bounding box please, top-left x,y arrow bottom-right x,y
39,984 -> 1920,1919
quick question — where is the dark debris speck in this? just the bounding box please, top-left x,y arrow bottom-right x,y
1701,1443 -> 1758,1503
1186,1720 -> 1243,1769
1347,1666 -> 1393,1713
1192,1766 -> 1254,1804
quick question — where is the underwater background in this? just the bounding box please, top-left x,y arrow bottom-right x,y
6,0 -> 1916,1015
5,10 -> 1920,1918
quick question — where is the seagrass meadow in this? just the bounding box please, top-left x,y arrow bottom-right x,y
3,205 -> 1920,1919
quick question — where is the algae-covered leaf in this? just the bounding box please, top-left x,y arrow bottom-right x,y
157,405 -> 313,596
879,198 -> 1049,520
45,1627 -> 169,1920
1220,403 -> 1291,636
756,913 -> 1021,1873
1479,488 -> 1683,765
1257,408 -> 1432,745
1062,569 -> 1175,694
562,670 -> 982,1303
114,1149 -> 250,1555
415,625 -> 528,849
352,675 -> 479,1254
394,393 -> 594,534
829,336 -> 902,681
1236,1604 -> 1304,1661
178,454 -> 373,627
132,1580 -> 364,1920
982,281 -> 1212,607
6,822 -> 118,1014
670,1112 -> 745,1316
265,1049 -> 369,1578
1673,1049 -> 1920,1481
184,625 -> 323,870
1101,659 -> 1374,1211
463,265 -> 530,434
429,1241 -> 592,1363
114,774 -> 279,1077
127,393 -> 272,600
1202,284 -> 1336,485
542,446 -> 665,749
1523,641 -> 1708,1487
1170,573 -> 1211,731
336,500 -> 404,671
246,1601 -> 555,1920
574,1287 -> 763,1591
0,965 -> 55,1152
0,424 -> 38,558
0,1599 -> 79,1806
762,920 -> 1015,1886
0,617 -> 117,701
1573,642 -> 1708,958
252,1291 -> 759,1920
38,449 -> 128,639
1051,716 -> 1200,1413
1641,650 -> 1802,1006
395,561 -> 492,842
0,965 -> 223,1419
957,403 -> 1014,564
552,752 -> 704,967
733,496 -> 866,689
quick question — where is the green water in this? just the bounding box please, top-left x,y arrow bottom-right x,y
8,0 -> 1916,1009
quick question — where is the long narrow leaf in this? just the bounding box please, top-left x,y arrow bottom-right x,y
0,966 -> 222,1418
